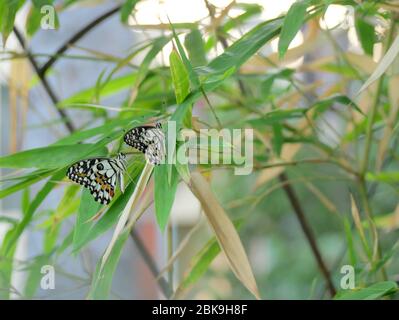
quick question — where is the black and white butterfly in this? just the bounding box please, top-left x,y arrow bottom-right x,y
66,153 -> 127,205
123,123 -> 165,165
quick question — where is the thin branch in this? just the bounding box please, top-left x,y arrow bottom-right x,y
130,229 -> 174,299
12,27 -> 76,133
279,172 -> 337,297
39,5 -> 122,75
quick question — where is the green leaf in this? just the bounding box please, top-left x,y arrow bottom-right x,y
24,255 -> 50,298
278,0 -> 308,58
247,108 -> 307,127
343,217 -> 357,267
87,228 -> 130,299
170,50 -> 191,128
169,19 -> 200,89
272,124 -> 283,156
170,50 -> 190,104
3,170 -> 65,256
120,0 -> 139,23
355,12 -> 374,56
72,189 -> 103,253
179,238 -> 221,290
154,164 -> 179,231
222,3 -> 262,32
201,18 -> 282,82
0,0 -> 26,45
0,226 -> 18,299
58,73 -> 138,108
177,220 -> 243,292
26,0 -> 59,37
0,169 -> 55,199
0,144 -> 107,169
366,171 -> 399,183
308,94 -> 364,117
21,187 -> 30,214
184,28 -> 207,67
335,281 -> 398,300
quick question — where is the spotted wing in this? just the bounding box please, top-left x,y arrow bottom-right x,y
67,158 -> 121,205
124,125 -> 165,165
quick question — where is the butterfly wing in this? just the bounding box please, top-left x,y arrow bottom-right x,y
124,125 -> 165,165
67,158 -> 122,205
123,126 -> 154,153
144,128 -> 165,165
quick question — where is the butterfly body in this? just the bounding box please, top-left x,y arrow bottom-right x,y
124,123 -> 165,165
67,153 -> 127,205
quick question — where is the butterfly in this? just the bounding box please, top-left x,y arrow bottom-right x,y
66,153 -> 127,205
123,123 -> 165,165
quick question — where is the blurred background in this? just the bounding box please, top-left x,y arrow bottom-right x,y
1,0 -> 399,300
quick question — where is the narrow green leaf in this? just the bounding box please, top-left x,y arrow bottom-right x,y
366,171 -> 399,183
120,0 -> 139,23
58,73 -> 138,108
72,189 -> 103,253
0,144 -> 107,169
336,281 -> 398,300
24,255 -> 49,298
87,228 -> 130,299
308,94 -> 364,117
343,217 -> 357,267
169,50 -> 190,104
0,227 -> 18,299
3,170 -> 65,255
177,220 -> 242,292
0,0 -> 26,44
169,19 -> 200,89
278,0 -> 308,58
355,12 -> 374,56
201,18 -> 282,80
184,29 -> 207,67
154,164 -> 179,230
0,169 -> 55,199
170,50 -> 191,128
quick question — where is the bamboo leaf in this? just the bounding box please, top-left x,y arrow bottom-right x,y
355,13 -> 374,56
120,0 -> 139,23
0,0 -> 26,45
0,144 -> 107,169
154,164 -> 179,230
72,189 -> 103,253
170,50 -> 191,128
358,34 -> 399,94
278,0 -> 308,58
184,28 -> 207,67
3,170 -> 65,255
87,229 -> 130,299
335,281 -> 398,300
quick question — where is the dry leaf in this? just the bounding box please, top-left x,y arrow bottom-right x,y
357,34 -> 399,95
